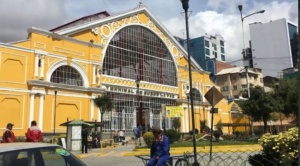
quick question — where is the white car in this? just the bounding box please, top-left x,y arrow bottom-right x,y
0,143 -> 86,166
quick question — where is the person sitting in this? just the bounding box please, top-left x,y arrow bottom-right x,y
148,127 -> 170,166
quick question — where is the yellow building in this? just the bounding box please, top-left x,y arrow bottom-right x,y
0,6 -> 241,136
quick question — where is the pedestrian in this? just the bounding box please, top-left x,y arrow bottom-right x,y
26,120 -> 43,142
148,127 -> 170,166
133,126 -> 139,140
2,123 -> 15,143
114,130 -> 119,143
81,127 -> 89,153
118,130 -> 124,143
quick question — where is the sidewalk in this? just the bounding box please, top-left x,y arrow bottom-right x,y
72,144 -> 262,159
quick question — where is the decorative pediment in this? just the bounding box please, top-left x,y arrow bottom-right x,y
56,6 -> 202,71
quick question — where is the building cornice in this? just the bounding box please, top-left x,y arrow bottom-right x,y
27,80 -> 105,93
28,27 -> 104,49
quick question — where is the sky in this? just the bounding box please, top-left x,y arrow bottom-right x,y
0,0 -> 297,64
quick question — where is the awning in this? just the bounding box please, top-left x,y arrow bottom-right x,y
59,120 -> 94,127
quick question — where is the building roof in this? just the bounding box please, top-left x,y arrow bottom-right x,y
51,4 -> 205,72
216,66 -> 257,75
50,11 -> 110,32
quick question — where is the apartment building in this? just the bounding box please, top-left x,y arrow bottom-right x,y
215,67 -> 264,99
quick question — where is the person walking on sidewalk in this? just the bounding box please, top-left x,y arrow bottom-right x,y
2,123 -> 15,143
26,120 -> 43,142
148,127 -> 170,166
81,127 -> 89,153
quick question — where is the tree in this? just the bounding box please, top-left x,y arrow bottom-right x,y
238,86 -> 276,133
172,118 -> 181,131
273,78 -> 298,118
93,94 -> 114,137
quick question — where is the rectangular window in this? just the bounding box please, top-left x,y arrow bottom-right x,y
233,85 -> 237,90
205,40 -> 209,47
214,52 -> 218,58
205,48 -> 210,55
241,74 -> 246,79
242,84 -> 247,89
220,40 -> 224,46
231,75 -> 236,80
205,56 -> 210,60
221,55 -> 225,61
221,47 -> 225,53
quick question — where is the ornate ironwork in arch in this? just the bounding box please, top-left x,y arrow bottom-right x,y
50,65 -> 83,86
102,25 -> 178,86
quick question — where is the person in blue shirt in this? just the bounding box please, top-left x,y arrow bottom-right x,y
148,127 -> 170,166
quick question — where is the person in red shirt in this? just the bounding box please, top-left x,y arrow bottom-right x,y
26,121 -> 43,142
2,123 -> 15,143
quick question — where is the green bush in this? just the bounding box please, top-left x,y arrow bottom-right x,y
143,132 -> 154,148
249,127 -> 298,165
164,129 -> 180,144
213,131 -> 222,141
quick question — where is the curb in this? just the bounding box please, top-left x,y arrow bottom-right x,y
124,145 -> 262,156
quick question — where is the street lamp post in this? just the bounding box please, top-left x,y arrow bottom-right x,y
238,5 -> 265,138
54,89 -> 57,135
135,79 -> 142,147
180,0 -> 199,165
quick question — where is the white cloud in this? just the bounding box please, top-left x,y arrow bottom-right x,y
0,0 -> 66,42
163,0 -> 297,64
0,0 -> 296,66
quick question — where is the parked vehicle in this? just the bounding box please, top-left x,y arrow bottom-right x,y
0,143 -> 86,166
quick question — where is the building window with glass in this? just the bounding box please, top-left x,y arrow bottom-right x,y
221,55 -> 225,61
220,40 -> 224,46
50,66 -> 83,86
242,84 -> 247,89
205,48 -> 210,55
205,40 -> 209,47
102,25 -> 177,86
221,47 -> 225,53
233,85 -> 237,90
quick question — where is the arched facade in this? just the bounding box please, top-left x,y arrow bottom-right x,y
0,6 -> 233,136
46,60 -> 90,87
102,25 -> 177,86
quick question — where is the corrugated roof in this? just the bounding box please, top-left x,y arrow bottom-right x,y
216,67 -> 257,75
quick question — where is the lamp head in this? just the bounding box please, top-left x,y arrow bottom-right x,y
135,79 -> 140,85
258,10 -> 265,13
238,5 -> 243,12
180,0 -> 189,11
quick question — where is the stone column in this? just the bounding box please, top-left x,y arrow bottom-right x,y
149,111 -> 153,129
122,109 -> 125,130
159,111 -> 162,130
38,94 -> 44,131
133,109 -> 137,128
29,93 -> 35,127
97,108 -> 101,132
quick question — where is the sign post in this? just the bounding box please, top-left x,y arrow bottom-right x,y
204,86 -> 224,162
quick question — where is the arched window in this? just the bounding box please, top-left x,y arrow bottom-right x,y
50,66 -> 83,86
189,88 -> 202,101
102,26 -> 177,86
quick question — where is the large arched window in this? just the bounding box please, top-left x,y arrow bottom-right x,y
50,66 -> 83,86
102,26 -> 177,86
187,88 -> 202,101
